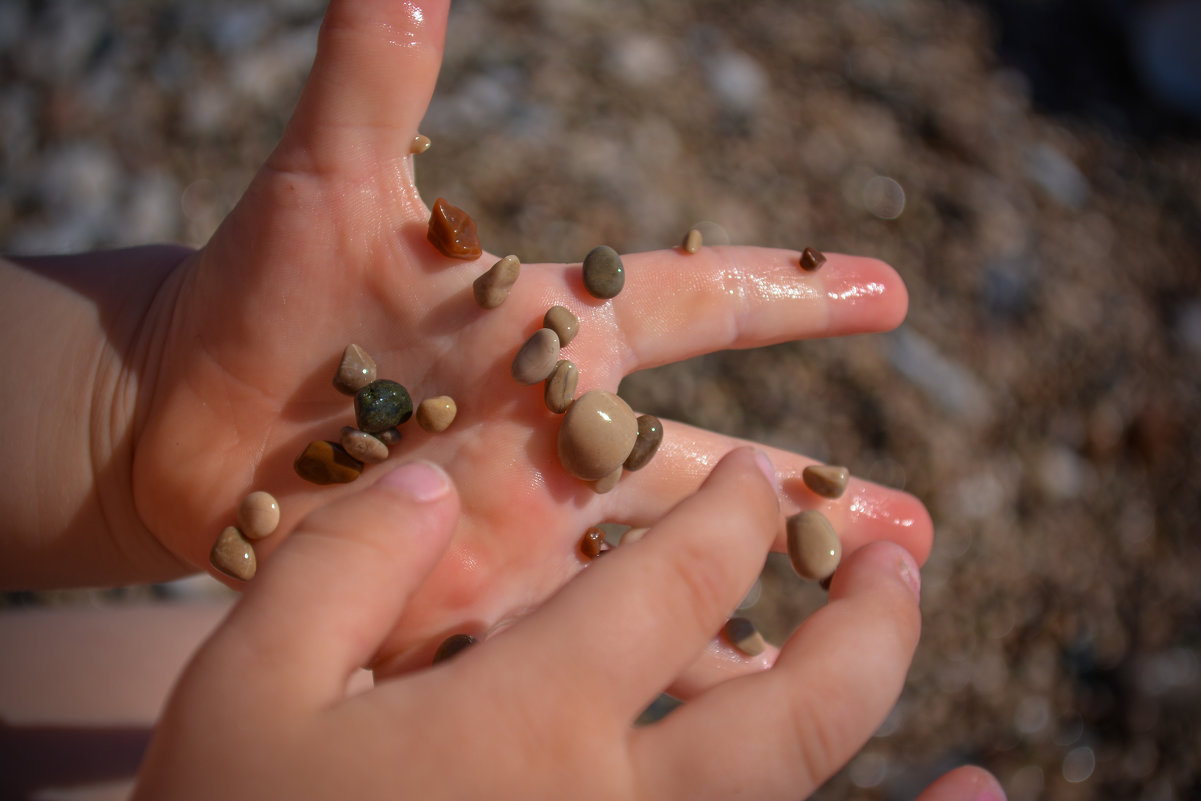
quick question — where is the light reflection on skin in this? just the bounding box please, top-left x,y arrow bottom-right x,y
827,281 -> 887,302
849,492 -> 918,529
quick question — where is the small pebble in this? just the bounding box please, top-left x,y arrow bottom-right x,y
294,440 -> 364,485
590,466 -> 623,494
581,245 -> 625,299
416,396 -> 457,432
340,426 -> 390,464
579,527 -> 606,560
410,134 -> 431,154
623,414 -> 663,471
681,228 -> 703,253
473,255 -> 521,309
619,527 -> 649,546
210,526 -> 256,581
800,246 -> 827,272
333,343 -> 377,396
432,633 -> 477,665
427,197 -> 482,260
543,305 -> 579,346
375,428 -> 403,445
544,359 -> 578,414
354,379 -> 413,433
786,510 -> 842,581
236,491 -> 280,540
511,328 -> 561,384
557,390 -> 639,481
802,464 -> 850,499
723,617 -> 766,657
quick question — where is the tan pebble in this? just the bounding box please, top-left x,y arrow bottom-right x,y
340,426 -> 390,464
236,491 -> 280,540
557,390 -> 639,481
623,414 -> 663,471
432,633 -> 476,664
543,305 -> 579,346
511,328 -> 560,384
582,245 -> 625,299
786,510 -> 841,581
619,527 -> 649,546
333,343 -> 377,396
210,526 -> 256,582
375,428 -> 403,445
681,228 -> 703,253
802,464 -> 850,498
294,440 -> 363,485
544,359 -> 578,414
590,466 -> 623,494
417,396 -> 457,432
579,527 -> 606,560
472,255 -> 521,309
410,134 -> 431,154
800,246 -> 827,271
723,617 -> 766,657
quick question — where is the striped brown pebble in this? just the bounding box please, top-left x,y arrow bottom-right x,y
416,396 -> 457,433
543,305 -> 579,346
410,134 -> 431,154
294,440 -> 364,485
786,510 -> 841,581
723,617 -> 766,657
579,527 -> 606,560
340,426 -> 390,464
473,255 -> 521,309
557,390 -> 639,481
799,246 -> 827,272
681,228 -> 703,253
210,526 -> 256,582
582,245 -> 625,299
623,414 -> 663,471
427,197 -> 482,259
544,359 -> 578,414
511,328 -> 561,384
802,464 -> 850,499
432,633 -> 477,665
236,491 -> 280,540
333,343 -> 377,396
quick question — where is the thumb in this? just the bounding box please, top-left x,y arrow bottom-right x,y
205,460 -> 459,703
914,766 -> 1007,801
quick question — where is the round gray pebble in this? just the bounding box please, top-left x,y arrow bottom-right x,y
544,359 -> 579,414
512,328 -> 561,384
543,305 -> 579,346
582,245 -> 625,299
786,510 -> 842,581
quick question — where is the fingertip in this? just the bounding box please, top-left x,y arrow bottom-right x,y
916,765 -> 1007,801
823,255 -> 910,334
831,540 -> 921,605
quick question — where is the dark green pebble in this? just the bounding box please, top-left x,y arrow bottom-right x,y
354,379 -> 413,433
623,414 -> 663,471
433,633 -> 477,665
582,245 -> 625,299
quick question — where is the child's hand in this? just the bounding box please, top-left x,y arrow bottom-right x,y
134,450 -> 999,801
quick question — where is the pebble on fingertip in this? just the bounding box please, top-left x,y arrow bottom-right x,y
801,464 -> 850,499
800,246 -> 827,271
543,305 -> 579,347
410,134 -> 431,154
544,359 -> 578,414
623,414 -> 663,471
512,328 -> 561,385
294,440 -> 364,485
582,245 -> 625,299
236,491 -> 280,540
416,396 -> 457,433
723,616 -> 766,656
427,197 -> 482,260
590,466 -> 623,494
473,255 -> 521,309
433,633 -> 477,665
333,343 -> 377,396
340,426 -> 390,464
557,390 -> 638,481
682,228 -> 703,253
579,527 -> 606,560
210,526 -> 256,581
786,510 -> 842,581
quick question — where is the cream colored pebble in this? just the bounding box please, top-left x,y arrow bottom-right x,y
236,491 -> 280,540
340,426 -> 390,464
210,526 -> 256,582
417,396 -> 458,433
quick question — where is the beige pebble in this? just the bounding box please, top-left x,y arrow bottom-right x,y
800,246 -> 827,271
557,390 -> 638,481
590,466 -> 623,494
210,526 -> 256,582
544,359 -> 579,414
802,464 -> 850,499
543,305 -> 579,346
723,617 -> 766,657
375,428 -> 403,445
472,255 -> 521,309
417,396 -> 457,432
432,633 -> 476,664
511,328 -> 561,384
623,414 -> 663,471
236,491 -> 280,540
681,228 -> 703,253
410,134 -> 431,154
619,527 -> 649,546
333,343 -> 377,396
786,510 -> 841,581
340,426 -> 390,464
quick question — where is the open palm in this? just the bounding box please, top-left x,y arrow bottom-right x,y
131,0 -> 931,687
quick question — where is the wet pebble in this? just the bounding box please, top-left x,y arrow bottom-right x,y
544,359 -> 578,414
800,246 -> 827,272
416,396 -> 457,433
623,414 -> 663,471
355,379 -> 413,433
236,491 -> 280,540
511,328 -> 561,384
557,390 -> 638,480
333,343 -> 377,396
786,510 -> 841,581
432,633 -> 477,665
294,440 -> 364,485
375,428 -> 403,445
802,464 -> 850,498
590,466 -> 623,494
582,245 -> 625,299
210,526 -> 256,582
543,305 -> 579,346
682,228 -> 703,253
410,134 -> 431,154
579,527 -> 606,559
724,616 -> 766,657
340,426 -> 390,464
473,255 -> 520,309
427,197 -> 482,260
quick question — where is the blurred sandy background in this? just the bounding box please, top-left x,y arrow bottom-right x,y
2,1 -> 1200,799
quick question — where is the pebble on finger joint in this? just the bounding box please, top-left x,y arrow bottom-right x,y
723,616 -> 766,657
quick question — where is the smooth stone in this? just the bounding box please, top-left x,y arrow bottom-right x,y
416,396 -> 457,432
511,328 -> 560,384
354,379 -> 413,433
557,390 -> 638,481
682,228 -> 703,253
802,464 -> 850,499
723,617 -> 766,657
619,527 -> 649,546
590,466 -> 623,494
623,414 -> 663,471
427,197 -> 482,259
581,245 -> 625,299
473,255 -> 521,309
340,426 -> 390,464
579,527 -> 606,560
333,343 -> 377,396
433,633 -> 477,665
800,246 -> 827,271
236,491 -> 280,540
375,428 -> 403,445
786,510 -> 842,581
410,134 -> 431,154
294,440 -> 364,485
544,359 -> 578,414
210,526 -> 256,581
543,305 -> 579,346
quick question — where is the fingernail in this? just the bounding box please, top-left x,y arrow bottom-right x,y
896,546 -> 922,601
752,448 -> 776,487
376,460 -> 451,502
